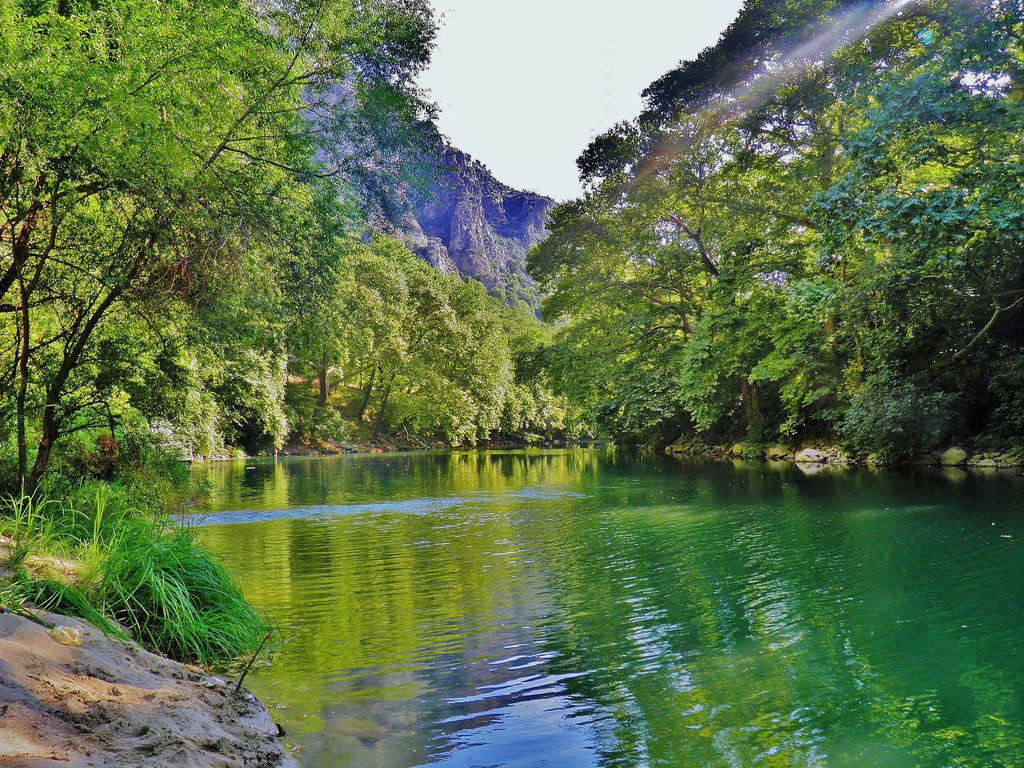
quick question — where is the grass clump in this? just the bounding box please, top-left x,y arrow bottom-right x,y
0,482 -> 267,667
97,517 -> 266,663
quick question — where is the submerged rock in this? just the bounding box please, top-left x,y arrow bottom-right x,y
939,466 -> 970,483
796,461 -> 829,475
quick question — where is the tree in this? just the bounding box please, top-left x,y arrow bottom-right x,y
0,0 -> 439,486
532,0 -> 1024,454
820,0 -> 1024,453
347,237 -> 513,444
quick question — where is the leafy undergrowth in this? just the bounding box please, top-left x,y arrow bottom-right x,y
0,483 -> 267,667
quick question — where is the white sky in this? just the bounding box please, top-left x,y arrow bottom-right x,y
418,2 -> 745,202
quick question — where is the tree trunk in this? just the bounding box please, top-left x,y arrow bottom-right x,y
16,278 -> 30,487
106,405 -> 118,443
356,365 -> 376,421
315,350 -> 330,410
740,376 -> 762,435
373,373 -> 397,437
0,198 -> 43,306
29,406 -> 57,488
29,283 -> 125,484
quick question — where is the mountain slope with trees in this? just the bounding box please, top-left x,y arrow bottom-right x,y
0,0 -> 570,492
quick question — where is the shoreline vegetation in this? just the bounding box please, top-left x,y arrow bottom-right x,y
663,437 -> 1024,475
528,1 -> 1024,466
0,464 -> 291,766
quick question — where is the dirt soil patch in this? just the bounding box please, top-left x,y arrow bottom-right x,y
0,610 -> 294,767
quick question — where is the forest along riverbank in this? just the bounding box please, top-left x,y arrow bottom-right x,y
0,608 -> 293,767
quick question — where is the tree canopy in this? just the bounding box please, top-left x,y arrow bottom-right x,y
0,0 -> 568,491
532,0 -> 1024,460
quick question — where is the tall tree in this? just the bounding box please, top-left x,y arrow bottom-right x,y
534,0 -> 1024,456
0,0 -> 437,486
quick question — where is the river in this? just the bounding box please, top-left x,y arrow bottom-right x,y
194,449 -> 1024,768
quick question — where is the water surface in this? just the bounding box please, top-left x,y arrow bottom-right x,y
195,450 -> 1024,767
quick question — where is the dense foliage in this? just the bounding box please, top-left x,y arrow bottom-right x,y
530,0 -> 1024,461
285,233 -> 570,447
0,0 -> 568,494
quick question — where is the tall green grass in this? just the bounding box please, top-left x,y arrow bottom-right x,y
2,492 -> 63,570
96,518 -> 267,663
0,482 -> 267,666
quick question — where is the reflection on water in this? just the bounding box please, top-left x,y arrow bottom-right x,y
194,450 -> 1024,768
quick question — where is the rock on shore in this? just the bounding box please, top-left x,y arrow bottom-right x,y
0,610 -> 293,768
664,436 -> 1022,473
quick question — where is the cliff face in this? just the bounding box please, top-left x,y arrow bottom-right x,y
402,149 -> 552,310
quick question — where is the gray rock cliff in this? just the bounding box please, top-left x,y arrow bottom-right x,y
401,149 -> 552,310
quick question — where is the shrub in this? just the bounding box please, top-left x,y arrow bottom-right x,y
96,517 -> 267,664
840,373 -> 958,463
0,484 -> 266,666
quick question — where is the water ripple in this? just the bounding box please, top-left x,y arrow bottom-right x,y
195,453 -> 1024,768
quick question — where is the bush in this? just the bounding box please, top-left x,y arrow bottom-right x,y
840,373 -> 958,463
284,383 -> 354,447
0,484 -> 266,666
96,518 -> 267,664
310,407 -> 353,445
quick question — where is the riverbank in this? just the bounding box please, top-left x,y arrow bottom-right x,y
0,607 -> 293,767
207,434 -> 597,461
665,435 -> 1024,473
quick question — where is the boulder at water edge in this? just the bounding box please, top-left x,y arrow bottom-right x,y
795,448 -> 827,464
938,447 -> 969,466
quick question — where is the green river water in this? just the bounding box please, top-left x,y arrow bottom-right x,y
194,449 -> 1024,768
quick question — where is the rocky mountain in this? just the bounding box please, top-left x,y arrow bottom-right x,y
401,148 -> 553,311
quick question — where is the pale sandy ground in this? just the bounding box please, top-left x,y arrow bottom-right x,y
0,610 -> 295,768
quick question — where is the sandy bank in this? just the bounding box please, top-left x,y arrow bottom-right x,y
0,610 -> 294,768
